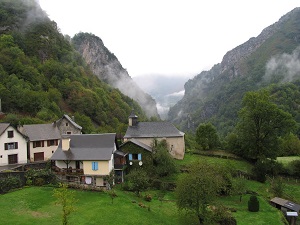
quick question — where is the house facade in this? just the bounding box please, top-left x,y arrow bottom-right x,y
120,138 -> 152,173
51,133 -> 121,187
55,114 -> 82,135
0,123 -> 27,166
123,111 -> 185,159
18,124 -> 61,162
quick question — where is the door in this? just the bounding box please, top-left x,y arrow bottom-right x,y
96,177 -> 104,187
75,161 -> 80,169
34,152 -> 44,161
8,154 -> 18,164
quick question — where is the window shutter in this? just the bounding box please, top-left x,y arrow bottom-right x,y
138,153 -> 142,160
95,162 -> 98,170
4,143 -> 8,150
42,141 -> 44,147
15,142 -> 18,149
129,154 -> 132,161
92,162 -> 95,170
47,140 -> 50,146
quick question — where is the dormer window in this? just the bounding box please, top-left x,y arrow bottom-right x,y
7,131 -> 14,138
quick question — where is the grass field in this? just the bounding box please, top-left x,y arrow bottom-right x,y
1,154 -> 298,225
276,156 -> 300,165
0,186 -> 181,225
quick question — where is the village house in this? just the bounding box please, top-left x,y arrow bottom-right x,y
51,133 -> 124,187
123,111 -> 185,159
119,138 -> 152,173
55,114 -> 82,135
0,123 -> 27,166
18,124 -> 61,162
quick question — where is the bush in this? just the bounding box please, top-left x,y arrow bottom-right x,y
289,160 -> 300,178
34,177 -> 45,186
144,193 -> 152,202
25,168 -> 57,186
0,176 -> 22,194
248,195 -> 259,212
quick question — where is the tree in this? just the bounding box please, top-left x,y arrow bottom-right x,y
196,123 -> 220,150
126,169 -> 149,196
232,177 -> 247,202
152,140 -> 177,177
236,90 -> 296,161
53,183 -> 77,225
176,162 -> 228,224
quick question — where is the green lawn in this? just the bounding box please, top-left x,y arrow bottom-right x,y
177,153 -> 253,173
0,186 -> 181,225
276,156 -> 300,166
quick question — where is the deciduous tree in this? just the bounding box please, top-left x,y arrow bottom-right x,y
196,123 -> 220,150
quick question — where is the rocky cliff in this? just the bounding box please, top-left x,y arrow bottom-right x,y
169,7 -> 300,134
72,33 -> 159,119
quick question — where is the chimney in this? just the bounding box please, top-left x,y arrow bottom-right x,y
128,110 -> 138,127
62,137 -> 70,151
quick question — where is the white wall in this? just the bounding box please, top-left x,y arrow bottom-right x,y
0,126 -> 27,166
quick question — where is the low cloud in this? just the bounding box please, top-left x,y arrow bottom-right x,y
264,46 -> 300,83
167,90 -> 185,97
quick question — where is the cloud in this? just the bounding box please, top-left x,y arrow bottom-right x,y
265,46 -> 300,83
167,90 -> 185,97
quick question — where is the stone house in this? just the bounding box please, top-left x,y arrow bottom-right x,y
55,114 -> 82,135
123,111 -> 185,159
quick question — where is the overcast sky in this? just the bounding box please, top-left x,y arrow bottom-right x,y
38,0 -> 299,78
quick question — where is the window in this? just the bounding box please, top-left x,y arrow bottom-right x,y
66,132 -> 71,134
129,153 -> 141,161
33,141 -> 44,148
47,139 -> 58,146
92,162 -> 98,171
7,131 -> 14,138
4,142 -> 18,150
66,122 -> 69,126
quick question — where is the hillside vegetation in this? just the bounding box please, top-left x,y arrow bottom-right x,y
0,0 -> 147,133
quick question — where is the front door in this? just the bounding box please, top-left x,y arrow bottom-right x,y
75,161 -> 80,169
8,154 -> 18,164
34,152 -> 44,161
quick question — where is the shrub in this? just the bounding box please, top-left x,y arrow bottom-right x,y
289,160 -> 300,178
144,193 -> 152,202
248,195 -> 259,212
0,176 -> 22,194
34,177 -> 45,186
25,168 -> 57,186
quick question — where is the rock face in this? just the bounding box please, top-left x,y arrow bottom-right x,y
168,7 -> 300,131
72,33 -> 159,118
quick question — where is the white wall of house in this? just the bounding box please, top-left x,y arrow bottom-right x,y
0,126 -> 27,166
29,140 -> 60,162
55,160 -> 78,169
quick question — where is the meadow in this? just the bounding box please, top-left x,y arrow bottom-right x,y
0,154 -> 299,225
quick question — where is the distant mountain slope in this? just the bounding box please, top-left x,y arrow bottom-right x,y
72,33 -> 159,119
169,7 -> 300,136
133,74 -> 188,119
0,0 -> 147,133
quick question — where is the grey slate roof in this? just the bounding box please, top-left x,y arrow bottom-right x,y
21,124 -> 61,141
51,133 -> 116,161
0,123 -> 10,136
124,122 -> 184,138
271,197 -> 300,212
120,138 -> 152,152
56,114 -> 82,130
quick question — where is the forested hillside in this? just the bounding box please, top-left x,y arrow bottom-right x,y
0,0 -> 147,133
72,32 -> 159,119
169,7 -> 300,137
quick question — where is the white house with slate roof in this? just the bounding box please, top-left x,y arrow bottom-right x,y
18,124 -> 61,162
51,133 -> 117,187
0,123 -> 27,166
124,111 -> 185,159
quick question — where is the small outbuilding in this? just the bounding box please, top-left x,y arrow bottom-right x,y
270,197 -> 300,225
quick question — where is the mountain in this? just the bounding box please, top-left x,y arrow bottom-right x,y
0,0 -> 147,133
168,7 -> 300,136
72,33 -> 159,119
133,74 -> 188,119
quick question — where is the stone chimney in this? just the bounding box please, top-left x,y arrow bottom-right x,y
62,137 -> 70,151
